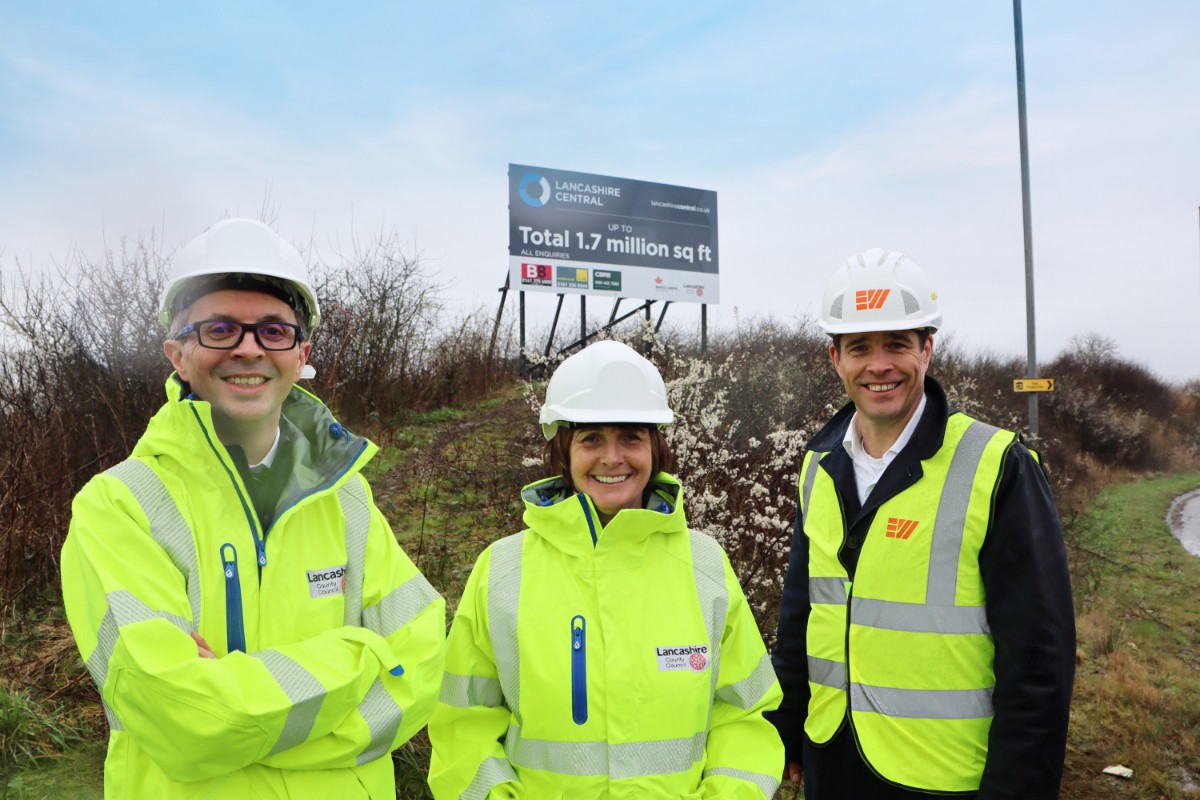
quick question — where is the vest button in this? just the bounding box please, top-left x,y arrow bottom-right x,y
846,535 -> 861,549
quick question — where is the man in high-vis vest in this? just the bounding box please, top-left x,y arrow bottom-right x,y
767,249 -> 1075,799
61,218 -> 446,798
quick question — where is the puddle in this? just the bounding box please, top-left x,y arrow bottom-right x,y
1167,487 -> 1200,557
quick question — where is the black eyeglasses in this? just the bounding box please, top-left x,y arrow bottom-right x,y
176,319 -> 306,351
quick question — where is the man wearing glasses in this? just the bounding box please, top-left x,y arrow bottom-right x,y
61,218 -> 446,798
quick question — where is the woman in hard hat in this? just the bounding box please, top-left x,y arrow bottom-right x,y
428,340 -> 784,799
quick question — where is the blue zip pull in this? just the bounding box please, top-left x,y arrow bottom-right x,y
571,615 -> 587,725
221,543 -> 247,654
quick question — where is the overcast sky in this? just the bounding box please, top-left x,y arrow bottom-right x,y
2,2 -> 1197,382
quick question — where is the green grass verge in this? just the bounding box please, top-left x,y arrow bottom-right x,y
1,739 -> 104,800
1062,472 -> 1200,800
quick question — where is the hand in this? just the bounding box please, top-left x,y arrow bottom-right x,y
191,632 -> 217,659
784,761 -> 803,784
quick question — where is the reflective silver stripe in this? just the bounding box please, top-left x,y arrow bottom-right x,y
107,589 -> 191,632
86,583 -> 191,732
799,451 -> 823,531
850,597 -> 990,635
505,723 -> 705,779
703,766 -> 780,799
927,421 -> 998,605
440,672 -> 504,708
251,649 -> 325,755
362,573 -> 441,638
611,732 -> 705,778
488,534 -> 524,722
505,730 -> 605,776
88,590 -> 190,731
461,755 -> 518,800
807,655 -> 846,690
851,683 -> 994,720
84,607 -> 118,699
356,678 -> 404,765
102,700 -> 123,731
104,459 -> 201,627
339,477 -> 371,626
714,652 -> 777,711
809,576 -> 847,604
690,531 -> 728,731
84,605 -> 124,731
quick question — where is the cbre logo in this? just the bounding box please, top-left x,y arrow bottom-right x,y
885,517 -> 919,540
855,288 -> 890,310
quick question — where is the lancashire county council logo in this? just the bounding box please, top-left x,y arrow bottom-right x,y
655,644 -> 711,673
519,173 -> 551,207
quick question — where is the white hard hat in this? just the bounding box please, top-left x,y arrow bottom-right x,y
160,218 -> 321,331
539,341 -> 674,441
818,248 -> 941,335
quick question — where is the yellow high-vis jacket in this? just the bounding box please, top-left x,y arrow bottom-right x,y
61,377 -> 446,798
428,474 -> 784,800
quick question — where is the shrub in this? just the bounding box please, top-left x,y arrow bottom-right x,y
0,238 -> 167,608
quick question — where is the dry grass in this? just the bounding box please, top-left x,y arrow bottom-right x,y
1063,473 -> 1200,800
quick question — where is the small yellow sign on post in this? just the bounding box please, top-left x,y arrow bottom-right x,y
1013,378 -> 1055,392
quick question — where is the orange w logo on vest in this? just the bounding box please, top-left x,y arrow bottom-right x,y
885,517 -> 918,539
855,288 -> 890,310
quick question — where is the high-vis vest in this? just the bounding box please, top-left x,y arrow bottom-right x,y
801,414 -> 1015,793
428,474 -> 784,800
61,378 -> 446,799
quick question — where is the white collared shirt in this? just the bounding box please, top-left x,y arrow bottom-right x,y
842,393 -> 927,506
248,427 -> 282,472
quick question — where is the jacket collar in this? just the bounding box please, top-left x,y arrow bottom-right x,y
808,374 -> 950,459
135,374 -> 375,493
806,375 -> 953,526
520,473 -> 688,555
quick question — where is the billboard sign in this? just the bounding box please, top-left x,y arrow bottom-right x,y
508,163 -> 719,304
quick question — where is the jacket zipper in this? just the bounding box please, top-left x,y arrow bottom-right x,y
575,494 -> 598,547
571,615 -> 588,725
221,543 -> 247,653
190,404 -> 369,656
189,404 -> 266,571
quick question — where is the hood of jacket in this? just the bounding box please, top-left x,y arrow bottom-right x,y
131,374 -> 377,498
519,472 -> 689,558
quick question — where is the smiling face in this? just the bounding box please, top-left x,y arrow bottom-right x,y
163,289 -> 310,461
830,329 -> 932,456
567,425 -> 654,525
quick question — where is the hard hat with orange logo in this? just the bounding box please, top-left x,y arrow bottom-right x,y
818,248 -> 941,335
